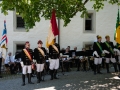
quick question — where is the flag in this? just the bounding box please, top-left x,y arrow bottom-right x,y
46,10 -> 59,48
0,20 -> 8,49
114,9 -> 120,44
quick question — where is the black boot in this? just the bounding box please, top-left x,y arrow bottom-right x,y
97,64 -> 102,74
54,70 -> 59,79
37,72 -> 40,83
113,63 -> 118,72
22,74 -> 25,86
50,70 -> 53,80
28,74 -> 34,84
94,64 -> 97,75
106,63 -> 110,73
40,72 -> 43,81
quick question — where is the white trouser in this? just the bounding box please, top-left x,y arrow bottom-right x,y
22,65 -> 32,74
94,58 -> 102,65
106,58 -> 116,63
36,64 -> 44,72
49,59 -> 59,70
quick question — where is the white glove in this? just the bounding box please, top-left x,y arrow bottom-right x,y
102,51 -> 105,54
48,58 -> 51,62
20,61 -> 24,67
103,50 -> 110,54
114,48 -> 120,55
93,51 -> 99,57
33,59 -> 36,63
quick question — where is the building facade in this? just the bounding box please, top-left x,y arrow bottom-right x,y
0,2 -> 118,55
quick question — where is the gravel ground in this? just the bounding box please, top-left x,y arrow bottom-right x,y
0,67 -> 120,90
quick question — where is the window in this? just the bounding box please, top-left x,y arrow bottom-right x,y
16,44 -> 25,52
16,15 -> 25,28
85,44 -> 93,50
83,42 -> 93,50
85,14 -> 92,30
83,11 -> 96,33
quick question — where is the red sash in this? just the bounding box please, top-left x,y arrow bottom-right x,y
23,49 -> 32,61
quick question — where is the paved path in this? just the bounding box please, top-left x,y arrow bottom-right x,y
0,67 -> 120,90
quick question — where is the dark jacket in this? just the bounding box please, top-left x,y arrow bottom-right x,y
103,41 -> 115,58
93,42 -> 104,57
34,47 -> 46,64
49,43 -> 60,59
21,48 -> 33,65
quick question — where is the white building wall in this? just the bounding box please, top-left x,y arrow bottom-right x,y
0,2 -> 118,55
60,2 -> 118,50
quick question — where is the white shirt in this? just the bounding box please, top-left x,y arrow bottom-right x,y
4,55 -> 14,64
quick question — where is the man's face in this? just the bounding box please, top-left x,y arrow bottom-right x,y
74,47 -> 77,51
106,37 -> 110,41
8,53 -> 11,56
98,38 -> 102,42
54,38 -> 56,43
25,43 -> 30,49
38,43 -> 42,48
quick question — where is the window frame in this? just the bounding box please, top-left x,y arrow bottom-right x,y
83,42 -> 93,50
83,10 -> 96,33
13,41 -> 26,54
13,11 -> 26,32
16,15 -> 25,29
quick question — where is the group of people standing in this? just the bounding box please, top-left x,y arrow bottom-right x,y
20,38 -> 60,86
93,35 -> 120,75
1,34 -> 120,86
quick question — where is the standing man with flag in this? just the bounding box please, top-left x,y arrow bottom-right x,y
46,10 -> 60,80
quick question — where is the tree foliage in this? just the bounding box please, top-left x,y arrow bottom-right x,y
0,0 -> 119,30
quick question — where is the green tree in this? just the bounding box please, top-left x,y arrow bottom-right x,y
0,0 -> 119,30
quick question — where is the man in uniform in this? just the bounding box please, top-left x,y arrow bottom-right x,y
21,41 -> 34,86
93,35 -> 104,75
49,38 -> 60,80
103,35 -> 118,73
34,40 -> 46,83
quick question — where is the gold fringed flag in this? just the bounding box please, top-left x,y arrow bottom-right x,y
114,9 -> 120,44
46,10 -> 59,48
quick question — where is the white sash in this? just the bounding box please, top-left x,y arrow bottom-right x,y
52,45 -> 59,53
38,48 -> 45,57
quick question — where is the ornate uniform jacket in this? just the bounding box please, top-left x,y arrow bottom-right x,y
49,43 -> 60,59
21,48 -> 33,65
34,47 -> 46,64
93,42 -> 104,57
103,41 -> 115,58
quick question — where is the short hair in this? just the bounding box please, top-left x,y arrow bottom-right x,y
37,40 -> 43,44
25,41 -> 29,45
96,35 -> 102,39
105,35 -> 110,39
8,52 -> 12,55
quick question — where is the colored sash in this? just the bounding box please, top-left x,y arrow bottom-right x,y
52,45 -> 59,53
38,48 -> 45,57
23,49 -> 32,61
105,42 -> 114,54
96,42 -> 103,53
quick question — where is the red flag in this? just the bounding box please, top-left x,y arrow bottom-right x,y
46,10 -> 59,48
